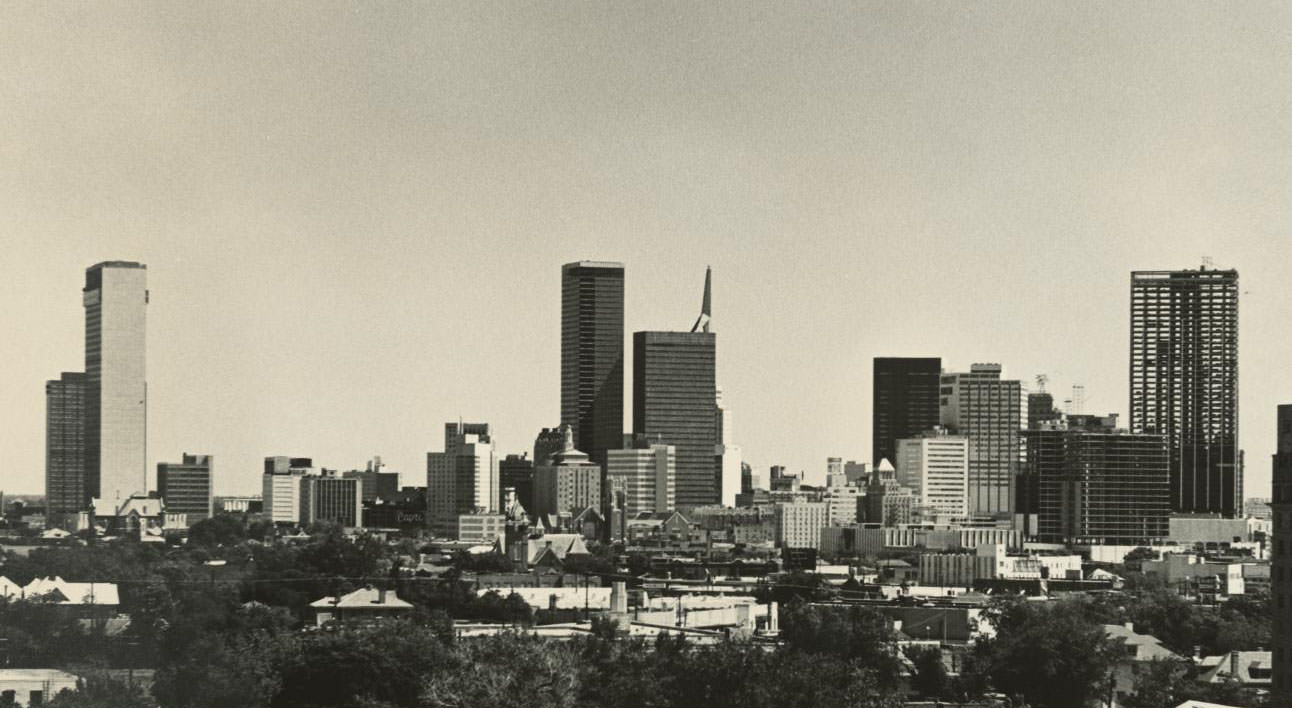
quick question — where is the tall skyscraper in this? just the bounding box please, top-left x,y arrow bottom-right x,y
45,372 -> 86,522
1130,267 -> 1241,516
157,453 -> 214,524
872,357 -> 942,468
1270,405 -> 1292,698
940,363 -> 1023,517
633,330 -> 717,511
1024,415 -> 1169,545
560,261 -> 624,465
83,261 -> 148,505
426,422 -> 498,537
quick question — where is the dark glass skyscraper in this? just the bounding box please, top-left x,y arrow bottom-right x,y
1024,415 -> 1169,545
45,372 -> 86,520
1270,405 -> 1292,698
633,331 -> 717,511
560,261 -> 624,465
1130,267 -> 1240,516
872,357 -> 941,467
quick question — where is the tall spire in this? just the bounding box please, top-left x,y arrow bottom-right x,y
690,266 -> 712,333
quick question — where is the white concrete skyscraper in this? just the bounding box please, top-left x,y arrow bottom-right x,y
83,261 -> 148,506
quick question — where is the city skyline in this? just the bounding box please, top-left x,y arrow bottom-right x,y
5,3 -> 1292,498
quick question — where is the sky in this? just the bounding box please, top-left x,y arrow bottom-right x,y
2,2 -> 1291,497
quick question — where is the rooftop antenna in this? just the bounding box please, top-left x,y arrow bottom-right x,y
690,266 -> 711,333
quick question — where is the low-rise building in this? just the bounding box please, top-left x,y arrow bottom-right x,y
310,586 -> 413,626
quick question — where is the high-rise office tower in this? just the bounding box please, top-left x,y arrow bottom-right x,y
1130,267 -> 1241,516
83,261 -> 149,504
157,453 -> 214,524
872,357 -> 942,468
45,372 -> 87,521
634,331 -> 717,511
1270,405 -> 1292,698
940,363 -> 1023,517
426,422 -> 498,537
300,471 -> 362,527
560,261 -> 624,465
896,428 -> 969,520
263,457 -> 314,524
1024,415 -> 1169,545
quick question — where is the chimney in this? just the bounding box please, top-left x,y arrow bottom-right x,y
1230,651 -> 1239,680
549,594 -> 558,611
378,587 -> 387,604
1124,621 -> 1134,632
611,581 -> 627,614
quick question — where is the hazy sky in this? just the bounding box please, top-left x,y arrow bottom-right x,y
3,2 -> 1291,497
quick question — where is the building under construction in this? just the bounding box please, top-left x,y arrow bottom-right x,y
1129,266 -> 1241,517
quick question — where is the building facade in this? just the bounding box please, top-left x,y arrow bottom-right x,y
606,443 -> 676,520
560,261 -> 624,465
715,386 -> 742,507
427,422 -> 498,537
896,428 -> 969,519
262,457 -> 314,524
84,261 -> 149,505
45,372 -> 87,521
873,357 -> 942,468
940,363 -> 1023,517
775,501 -> 829,549
532,430 -> 602,521
499,453 -> 535,513
300,473 -> 362,527
1271,405 -> 1292,698
1130,267 -> 1241,516
633,331 -> 717,511
157,453 -> 213,524
1024,415 -> 1170,545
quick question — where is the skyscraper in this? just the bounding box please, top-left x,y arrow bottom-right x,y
896,428 -> 969,520
426,422 -> 498,537
1130,267 -> 1241,516
560,261 -> 624,465
1024,415 -> 1169,545
872,357 -> 942,468
83,261 -> 148,505
606,442 -> 675,522
1270,405 -> 1292,698
940,363 -> 1023,517
633,330 -> 717,511
45,372 -> 86,522
157,453 -> 214,524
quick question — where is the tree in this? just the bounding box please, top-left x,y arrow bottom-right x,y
48,675 -> 155,708
187,515 -> 247,548
778,600 -> 902,689
980,597 -> 1121,708
906,646 -> 950,700
1122,658 -> 1189,708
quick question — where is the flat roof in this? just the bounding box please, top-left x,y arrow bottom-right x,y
562,260 -> 624,270
86,261 -> 146,271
